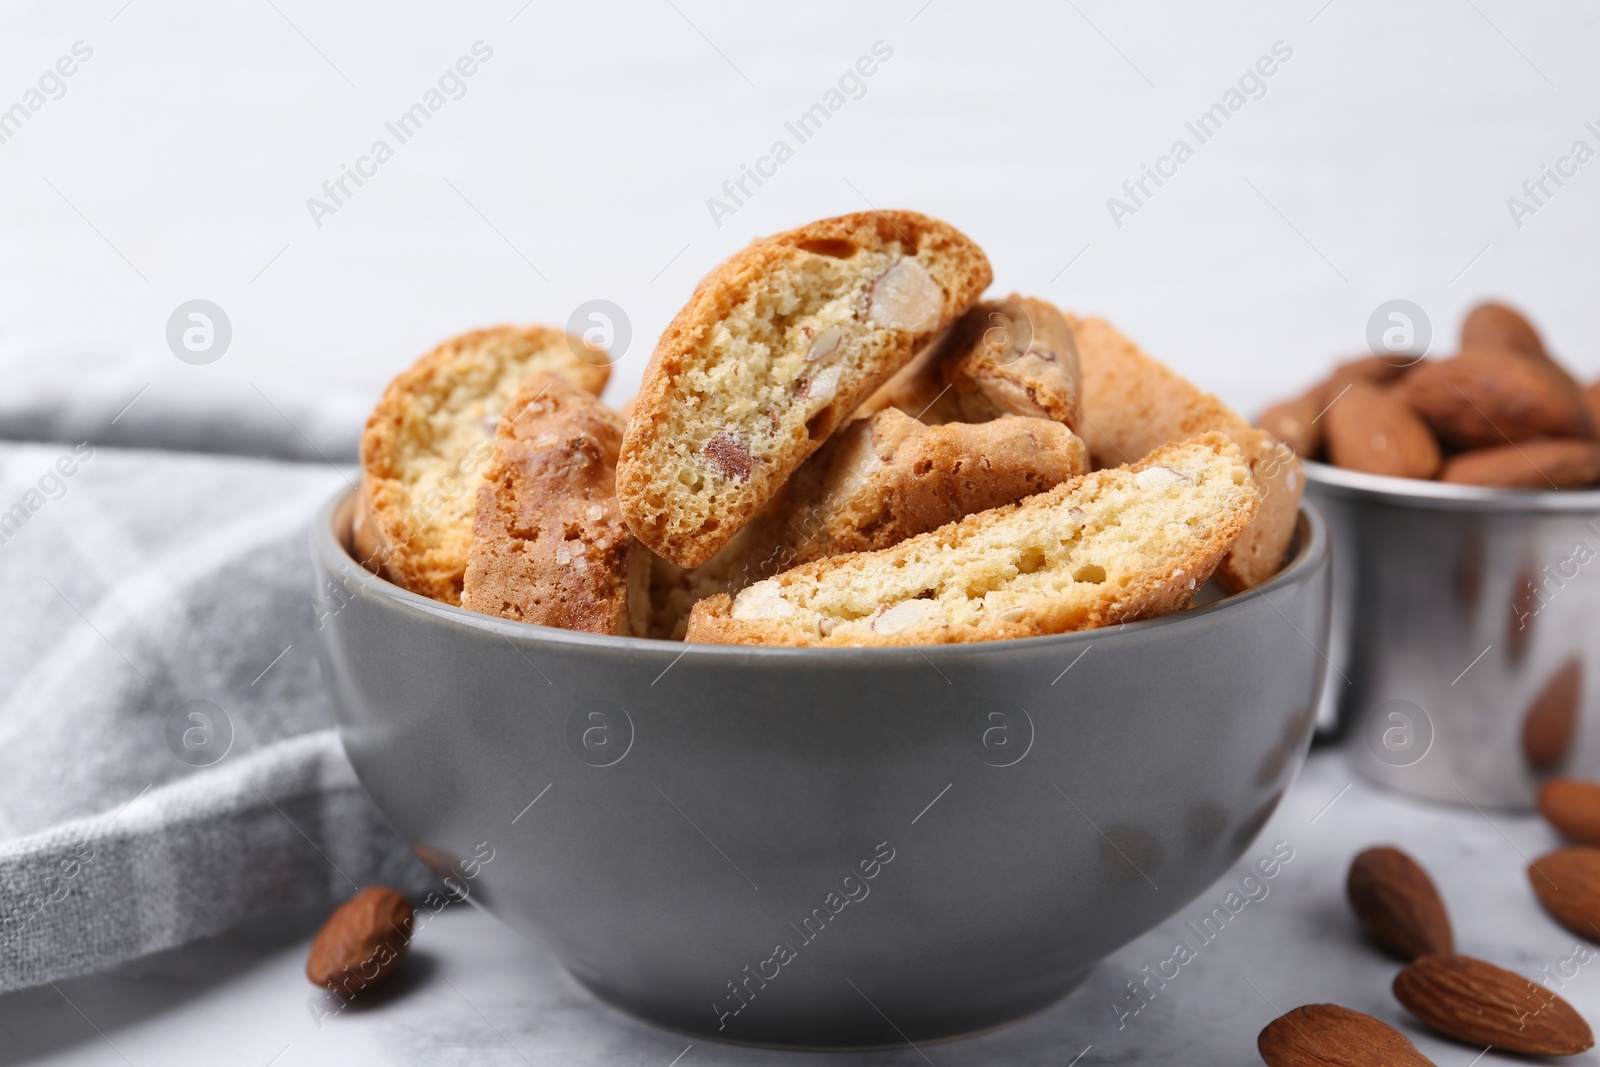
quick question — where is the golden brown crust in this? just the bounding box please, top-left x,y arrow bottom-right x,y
359,325 -> 609,604
460,372 -> 642,634
1067,314 -> 1302,592
686,432 -> 1258,647
616,210 -> 993,568
865,295 -> 1082,428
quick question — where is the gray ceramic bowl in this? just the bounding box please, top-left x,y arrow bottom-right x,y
311,488 -> 1330,1048
1306,461 -> 1600,808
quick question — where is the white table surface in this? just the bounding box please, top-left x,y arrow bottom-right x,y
6,747 -> 1597,1066
5,2 -> 1600,1063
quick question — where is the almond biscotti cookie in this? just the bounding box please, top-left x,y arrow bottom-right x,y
461,372 -> 646,634
358,325 -> 610,604
865,294 -> 1082,428
650,409 -> 1089,637
684,432 -> 1259,647
616,210 -> 992,568
1068,314 -> 1300,593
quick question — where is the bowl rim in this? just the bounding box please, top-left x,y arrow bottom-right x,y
310,486 -> 1329,661
1304,458 -> 1600,513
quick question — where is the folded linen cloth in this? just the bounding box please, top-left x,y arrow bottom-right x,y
0,353 -> 435,992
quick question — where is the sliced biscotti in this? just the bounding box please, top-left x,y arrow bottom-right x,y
358,325 -> 610,604
866,294 -> 1082,428
616,210 -> 993,568
650,410 -> 1089,637
461,372 -> 647,635
1068,314 -> 1300,593
685,432 -> 1259,647
727,409 -> 1088,585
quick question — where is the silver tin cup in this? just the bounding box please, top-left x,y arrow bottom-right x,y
310,489 -> 1330,1048
1306,460 -> 1600,808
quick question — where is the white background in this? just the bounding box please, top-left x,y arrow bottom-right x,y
3,0 -> 1598,421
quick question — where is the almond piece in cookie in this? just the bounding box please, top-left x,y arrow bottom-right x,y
685,432 -> 1258,647
359,325 -> 611,604
652,410 -> 1089,637
1323,379 -> 1441,479
616,210 -> 993,568
865,295 -> 1082,428
461,372 -> 647,635
1068,314 -> 1301,593
1440,438 -> 1600,489
1400,349 -> 1595,449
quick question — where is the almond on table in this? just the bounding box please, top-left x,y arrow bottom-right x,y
306,886 -> 415,996
1392,953 -> 1593,1056
1529,847 -> 1600,941
1345,846 -> 1453,960
1538,779 -> 1600,844
1258,1003 -> 1436,1067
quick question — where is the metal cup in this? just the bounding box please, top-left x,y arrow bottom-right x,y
1307,460 -> 1600,808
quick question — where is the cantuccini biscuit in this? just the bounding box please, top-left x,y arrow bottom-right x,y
865,294 -> 1082,428
650,409 -> 1089,637
616,210 -> 992,568
1068,314 -> 1301,592
461,372 -> 647,635
358,325 -> 609,604
685,432 -> 1258,647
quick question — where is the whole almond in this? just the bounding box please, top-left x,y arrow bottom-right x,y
1347,847 -> 1453,959
1529,847 -> 1600,943
1324,379 -> 1441,479
1401,350 -> 1596,449
1393,954 -> 1594,1055
1441,438 -> 1600,489
1460,302 -> 1586,396
1310,355 -> 1411,407
1540,777 -> 1600,844
1461,302 -> 1547,362
1258,1003 -> 1436,1067
306,886 -> 414,995
1524,659 -> 1583,771
1258,393 -> 1322,458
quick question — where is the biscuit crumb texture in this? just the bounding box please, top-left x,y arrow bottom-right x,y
462,372 -> 644,635
1068,314 -> 1300,592
684,431 -> 1258,646
359,325 -> 609,604
617,210 -> 992,568
649,410 -> 1089,638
